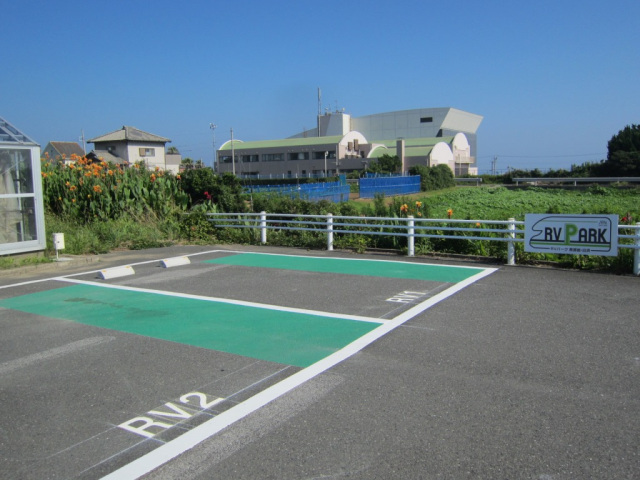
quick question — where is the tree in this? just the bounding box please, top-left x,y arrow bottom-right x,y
181,157 -> 195,170
180,168 -> 246,212
367,154 -> 401,174
408,164 -> 455,191
602,124 -> 640,176
167,146 -> 180,154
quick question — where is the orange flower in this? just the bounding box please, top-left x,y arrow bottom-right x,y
72,198 -> 76,203
69,185 -> 77,191
107,169 -> 114,176
415,201 -> 422,208
447,208 -> 453,218
150,173 -> 156,182
93,185 -> 102,193
400,203 -> 409,213
176,174 -> 181,180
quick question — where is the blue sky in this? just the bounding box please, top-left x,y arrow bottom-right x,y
2,0 -> 638,173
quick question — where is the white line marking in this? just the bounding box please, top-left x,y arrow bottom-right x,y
100,266 -> 497,480
56,277 -> 384,324
223,250 -> 489,271
0,336 -> 115,375
0,249 -> 230,290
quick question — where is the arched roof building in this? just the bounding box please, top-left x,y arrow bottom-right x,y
216,107 -> 482,177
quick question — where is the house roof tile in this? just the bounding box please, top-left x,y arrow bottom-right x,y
88,126 -> 170,144
48,141 -> 85,157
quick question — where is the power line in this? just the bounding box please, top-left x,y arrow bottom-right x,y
478,152 -> 605,159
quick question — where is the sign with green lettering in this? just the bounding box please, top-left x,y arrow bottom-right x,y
525,214 -> 618,256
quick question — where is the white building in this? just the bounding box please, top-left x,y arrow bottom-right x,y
87,126 -> 179,173
216,107 -> 482,177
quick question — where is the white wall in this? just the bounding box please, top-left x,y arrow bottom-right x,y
126,142 -> 167,169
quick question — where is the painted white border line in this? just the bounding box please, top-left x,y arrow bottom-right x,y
0,249 -> 228,291
0,247 -> 486,291
57,277 -> 384,325
100,266 -> 497,480
226,249 -> 489,271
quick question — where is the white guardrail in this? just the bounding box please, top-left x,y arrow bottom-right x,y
208,212 -> 640,275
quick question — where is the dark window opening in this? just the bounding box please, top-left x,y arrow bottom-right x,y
420,117 -> 433,123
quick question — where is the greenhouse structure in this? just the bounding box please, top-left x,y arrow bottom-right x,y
0,116 -> 46,255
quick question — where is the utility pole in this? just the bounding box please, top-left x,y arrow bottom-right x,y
230,127 -> 235,176
324,151 -> 328,177
492,155 -> 497,176
209,123 -> 217,171
79,129 -> 86,154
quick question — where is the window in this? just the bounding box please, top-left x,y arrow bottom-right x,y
262,153 -> 283,162
241,154 -> 259,162
288,152 -> 309,161
0,149 -> 41,246
314,151 -> 336,159
139,148 -> 155,157
420,117 -> 433,123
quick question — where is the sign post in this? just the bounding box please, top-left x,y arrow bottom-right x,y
524,214 -> 618,256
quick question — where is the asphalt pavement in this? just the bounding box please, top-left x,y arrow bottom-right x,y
1,245 -> 638,479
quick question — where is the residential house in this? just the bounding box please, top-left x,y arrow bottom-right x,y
42,141 -> 85,163
87,126 -> 176,172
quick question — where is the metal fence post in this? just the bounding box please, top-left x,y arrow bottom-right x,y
507,217 -> 516,266
260,211 -> 267,244
327,213 -> 334,251
407,216 -> 415,257
634,222 -> 640,276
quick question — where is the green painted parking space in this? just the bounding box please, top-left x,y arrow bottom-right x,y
207,253 -> 483,283
0,283 -> 378,368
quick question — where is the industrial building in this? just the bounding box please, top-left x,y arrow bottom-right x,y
216,107 -> 482,177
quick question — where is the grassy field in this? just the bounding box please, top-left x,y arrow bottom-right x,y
4,184 -> 637,273
352,185 -> 639,221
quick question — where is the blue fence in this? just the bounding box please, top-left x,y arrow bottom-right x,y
246,181 -> 350,203
360,175 -> 421,198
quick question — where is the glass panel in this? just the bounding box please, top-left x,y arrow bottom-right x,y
0,148 -> 34,194
0,197 -> 38,243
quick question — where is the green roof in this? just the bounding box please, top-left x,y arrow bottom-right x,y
371,145 -> 434,158
404,146 -> 435,157
219,135 -> 344,151
377,137 -> 454,148
368,145 -> 390,158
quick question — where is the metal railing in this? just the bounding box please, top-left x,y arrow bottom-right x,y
455,178 -> 483,186
513,177 -> 640,186
208,212 -> 640,275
